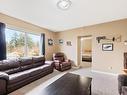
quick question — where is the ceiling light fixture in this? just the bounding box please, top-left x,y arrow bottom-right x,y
57,0 -> 72,10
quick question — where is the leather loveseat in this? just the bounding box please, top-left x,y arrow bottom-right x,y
0,56 -> 54,95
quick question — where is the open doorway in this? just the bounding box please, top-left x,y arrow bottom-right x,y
80,36 -> 92,67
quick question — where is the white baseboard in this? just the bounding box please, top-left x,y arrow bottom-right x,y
92,70 -> 118,76
72,66 -> 81,69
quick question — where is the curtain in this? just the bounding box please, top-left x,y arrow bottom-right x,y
40,33 -> 45,56
0,22 -> 6,60
124,52 -> 127,69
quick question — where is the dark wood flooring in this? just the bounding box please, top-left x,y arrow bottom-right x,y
40,73 -> 92,95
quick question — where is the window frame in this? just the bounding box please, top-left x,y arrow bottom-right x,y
5,27 -> 41,58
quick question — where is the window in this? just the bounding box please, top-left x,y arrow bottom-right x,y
5,29 -> 25,58
27,33 -> 40,56
5,28 -> 40,58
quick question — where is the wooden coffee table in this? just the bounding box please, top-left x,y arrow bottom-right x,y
40,73 -> 92,95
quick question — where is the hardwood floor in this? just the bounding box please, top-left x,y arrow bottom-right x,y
9,68 -> 119,95
40,73 -> 92,95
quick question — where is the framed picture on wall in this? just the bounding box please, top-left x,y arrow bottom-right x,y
59,39 -> 64,45
102,43 -> 113,51
48,39 -> 53,45
66,41 -> 72,46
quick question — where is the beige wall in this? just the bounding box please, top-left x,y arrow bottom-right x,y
1,13 -> 127,74
57,19 -> 127,73
0,13 -> 58,60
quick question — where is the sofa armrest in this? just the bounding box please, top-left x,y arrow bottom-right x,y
122,86 -> 127,95
45,61 -> 54,67
0,72 -> 9,95
65,59 -> 71,62
0,72 -> 9,81
118,74 -> 127,95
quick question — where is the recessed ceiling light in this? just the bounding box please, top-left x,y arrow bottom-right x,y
57,0 -> 72,10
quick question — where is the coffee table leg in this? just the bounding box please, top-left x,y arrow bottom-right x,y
90,84 -> 91,95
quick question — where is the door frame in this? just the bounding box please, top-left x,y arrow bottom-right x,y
77,35 -> 92,67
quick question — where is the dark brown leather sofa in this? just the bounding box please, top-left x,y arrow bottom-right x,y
0,56 -> 54,95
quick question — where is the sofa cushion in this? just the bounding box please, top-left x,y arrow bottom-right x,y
9,71 -> 30,84
53,52 -> 64,57
62,62 -> 71,66
54,57 -> 64,62
33,62 -> 44,68
32,56 -> 45,67
20,57 -> 33,66
0,59 -> 21,74
53,53 -> 65,61
22,65 -> 52,77
32,56 -> 45,63
39,65 -> 53,71
0,59 -> 20,71
21,65 -> 34,71
4,68 -> 21,75
20,57 -> 34,71
28,67 -> 43,76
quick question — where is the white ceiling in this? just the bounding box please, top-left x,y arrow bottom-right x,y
0,0 -> 127,32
